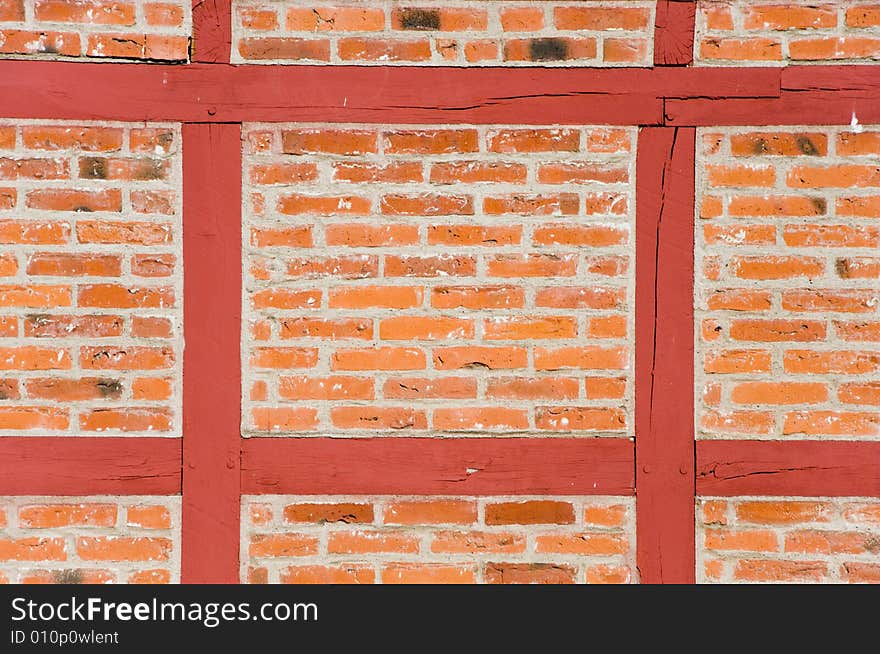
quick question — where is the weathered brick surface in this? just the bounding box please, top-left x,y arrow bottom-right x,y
242,495 -> 637,583
0,120 -> 182,436
698,496 -> 880,583
695,126 -> 880,440
696,1 -> 880,66
232,1 -> 656,66
0,496 -> 180,583
0,0 -> 190,61
242,123 -> 635,438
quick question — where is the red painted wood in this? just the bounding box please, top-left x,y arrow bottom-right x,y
697,441 -> 880,497
635,127 -> 696,584
666,95 -> 880,127
181,124 -> 241,584
654,0 -> 696,66
241,438 -> 634,496
781,64 -> 880,92
0,438 -> 180,495
0,62 -> 787,124
666,65 -> 880,125
192,0 -> 231,63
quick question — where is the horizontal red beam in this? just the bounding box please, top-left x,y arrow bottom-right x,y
0,61 -> 782,124
666,65 -> 880,125
242,438 -> 634,496
697,441 -> 880,497
0,438 -> 181,495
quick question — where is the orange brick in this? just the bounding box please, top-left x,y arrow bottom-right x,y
485,563 -> 576,584
283,503 -> 373,525
430,531 -> 526,554
19,504 -> 116,528
127,505 -> 171,530
281,565 -> 375,584
384,500 -> 476,526
485,501 -> 574,525
327,531 -> 419,555
383,564 -> 476,584
77,537 -> 171,562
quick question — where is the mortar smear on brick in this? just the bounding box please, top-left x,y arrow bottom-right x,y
0,496 -> 181,584
241,123 -> 636,438
0,0 -> 191,62
0,120 -> 183,437
232,1 -> 656,66
695,1 -> 880,66
695,125 -> 880,441
242,495 -> 638,584
698,496 -> 880,583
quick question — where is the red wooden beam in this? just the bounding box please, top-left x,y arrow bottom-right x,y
654,0 -> 696,66
697,441 -> 880,498
241,438 -> 634,496
666,94 -> 880,127
635,127 -> 696,584
191,0 -> 232,64
181,124 -> 242,584
666,65 -> 880,126
0,438 -> 180,495
0,61 -> 786,124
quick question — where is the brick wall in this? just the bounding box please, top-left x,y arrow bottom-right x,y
695,1 -> 880,65
0,120 -> 182,436
0,496 -> 180,583
0,0 -> 190,61
242,123 -> 635,438
232,1 -> 656,66
698,496 -> 880,583
695,125 -> 880,441
242,495 -> 637,583
2,3 -> 880,588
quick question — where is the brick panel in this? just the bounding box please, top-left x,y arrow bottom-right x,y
0,120 -> 182,436
242,495 -> 637,583
232,1 -> 657,66
698,496 -> 880,583
242,123 -> 636,438
0,0 -> 191,62
0,496 -> 180,583
695,1 -> 880,66
695,126 -> 880,441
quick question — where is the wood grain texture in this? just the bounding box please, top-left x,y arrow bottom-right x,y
0,61 -> 787,124
635,127 -> 696,584
697,441 -> 880,497
181,124 -> 241,583
667,65 -> 880,125
241,438 -> 634,496
0,438 -> 180,495
654,0 -> 696,66
192,0 -> 232,63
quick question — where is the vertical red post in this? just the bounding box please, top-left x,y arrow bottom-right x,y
654,0 -> 697,66
635,127 -> 696,583
182,123 -> 242,583
191,0 -> 232,63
